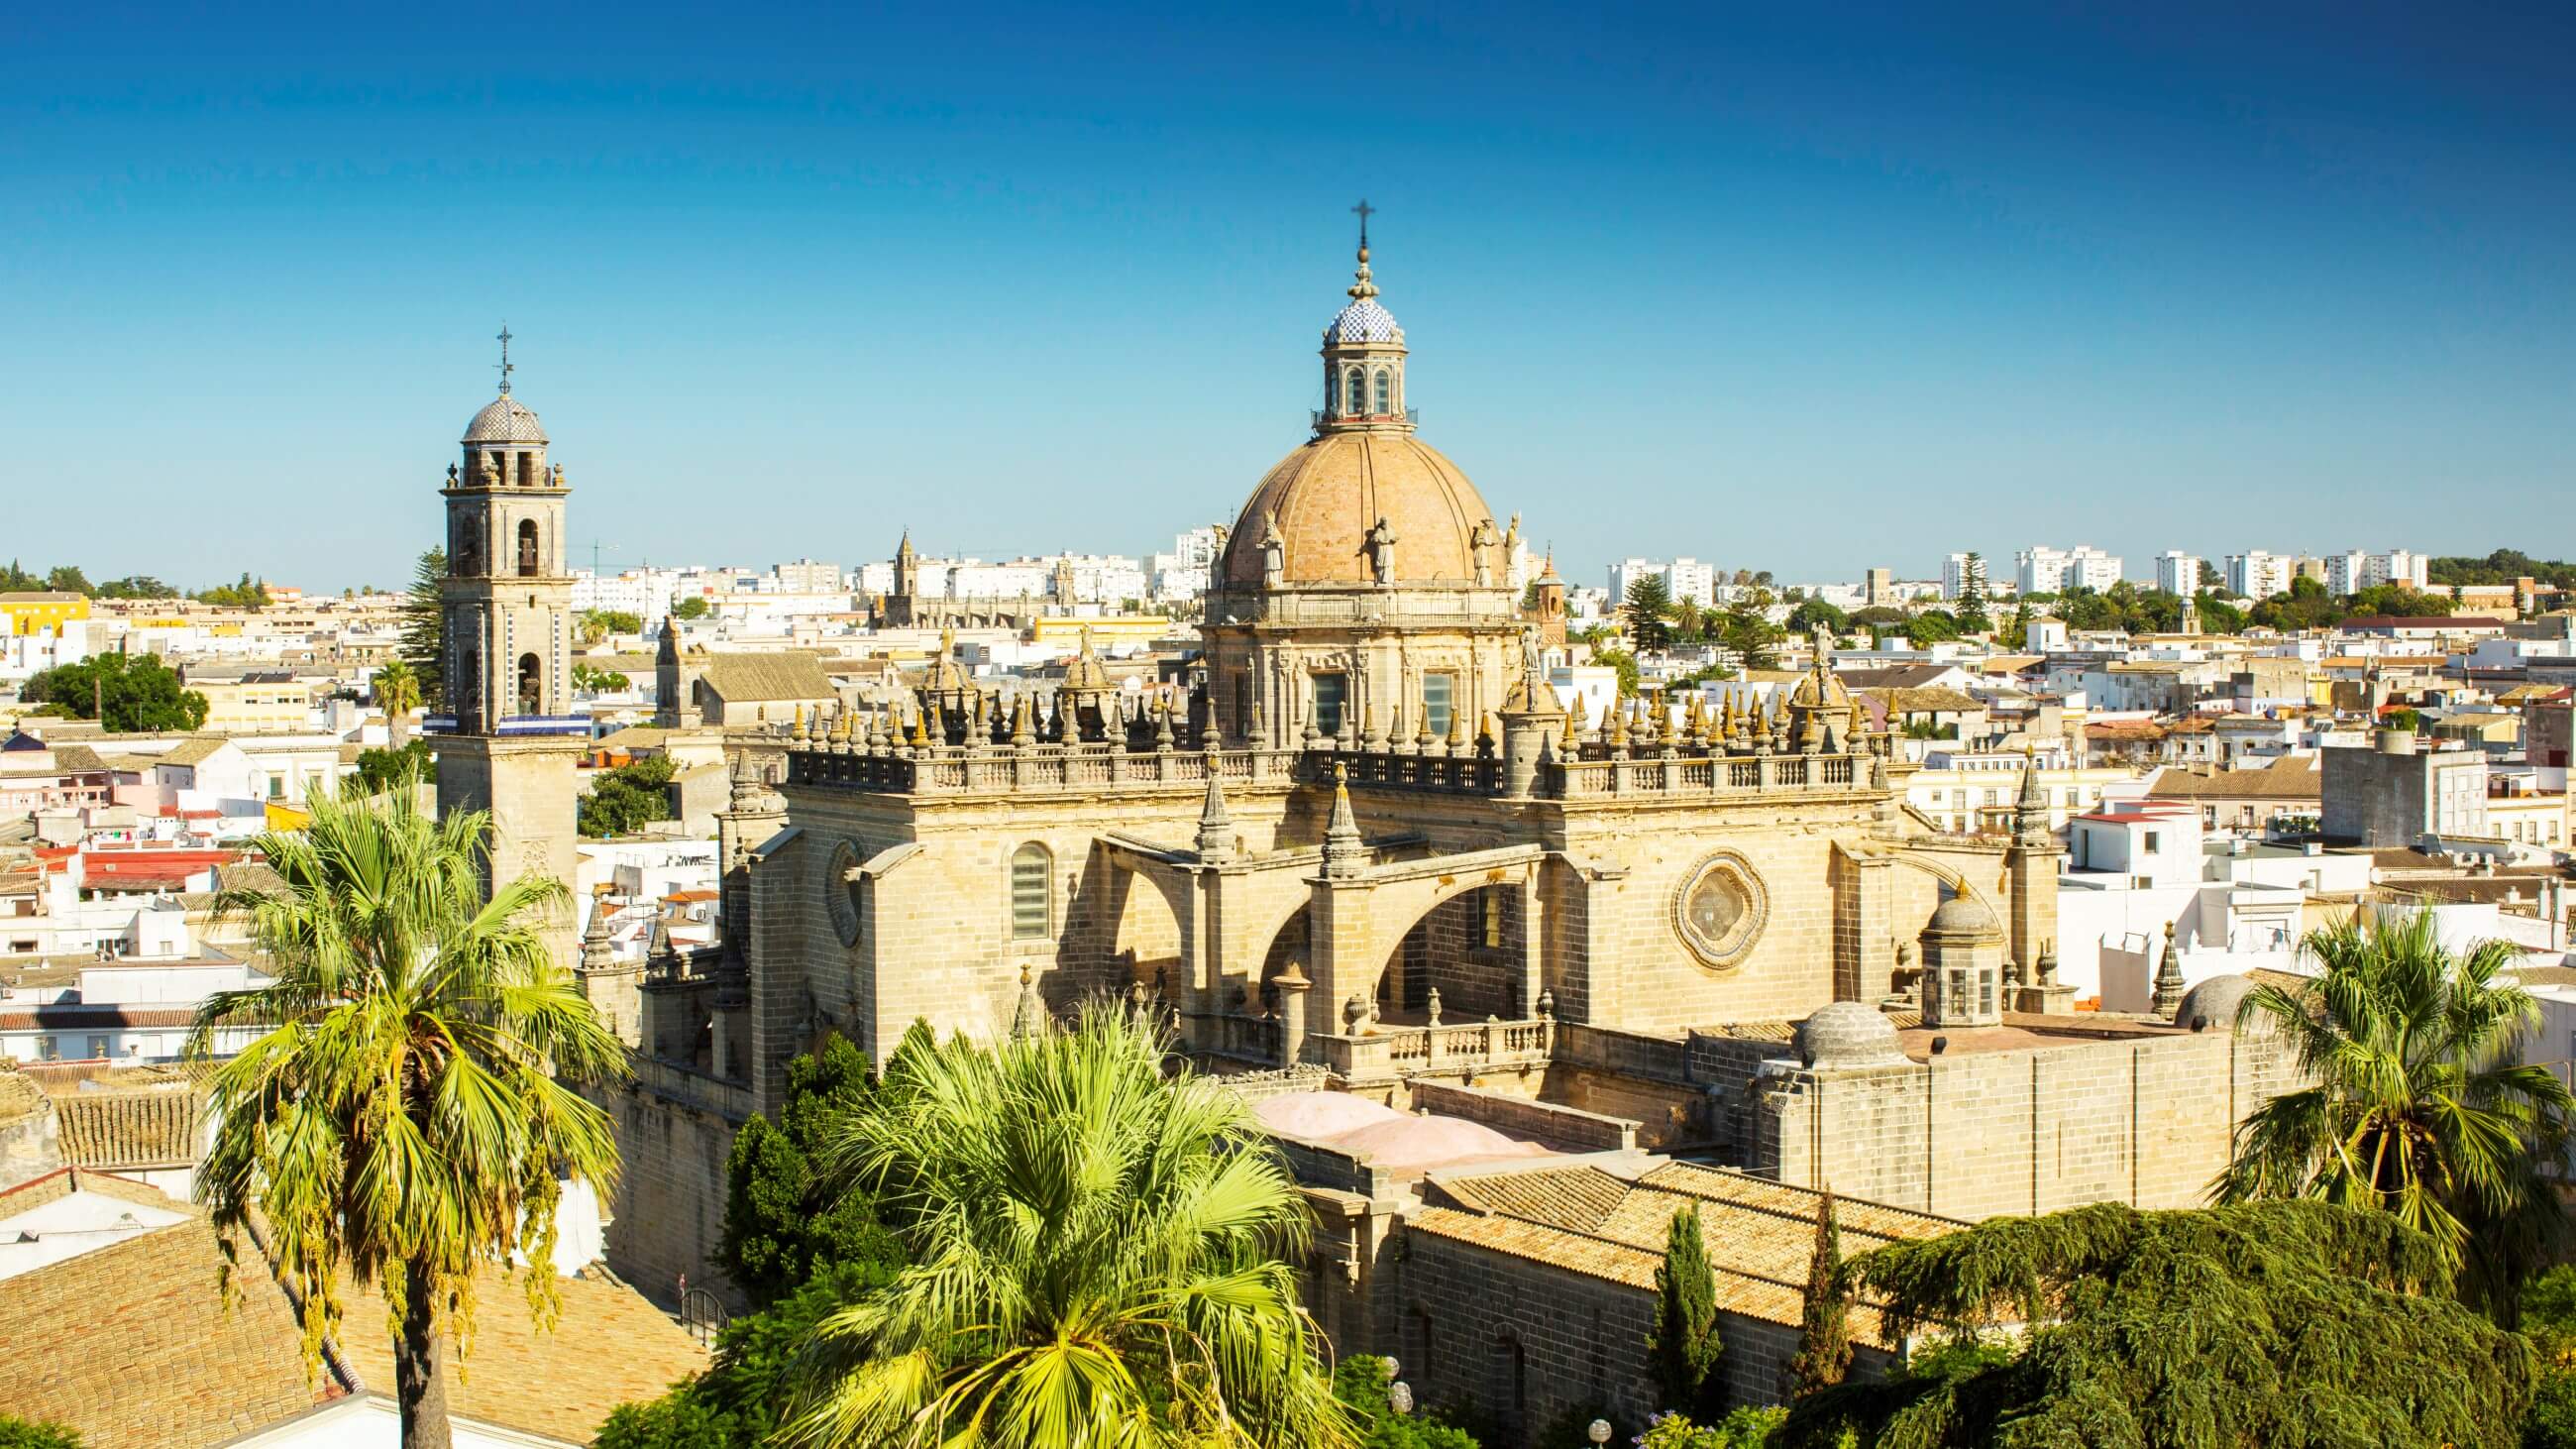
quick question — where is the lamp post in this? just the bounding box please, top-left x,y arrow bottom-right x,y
1588,1418 -> 1613,1446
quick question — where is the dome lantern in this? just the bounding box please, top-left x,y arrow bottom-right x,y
1318,199 -> 1412,435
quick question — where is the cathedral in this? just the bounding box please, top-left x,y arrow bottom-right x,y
429,241 -> 2298,1428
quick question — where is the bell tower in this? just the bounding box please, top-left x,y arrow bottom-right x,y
432,326 -> 586,965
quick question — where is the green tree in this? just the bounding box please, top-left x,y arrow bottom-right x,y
1784,1189 -> 1851,1398
1953,555 -> 1990,633
352,739 -> 433,796
2215,910 -> 2575,1315
1651,1206 -> 1725,1417
186,778 -> 627,1449
1636,1409 -> 1784,1448
399,548 -> 447,711
1719,600 -> 1782,671
2004,600 -> 2033,646
1592,647 -> 1642,698
572,660 -> 632,694
1784,600 -> 1847,638
2193,590 -> 2247,634
598,1259 -> 898,1449
1775,1201 -> 2534,1448
779,1006 -> 1353,1448
2348,583 -> 2455,618
0,560 -> 42,592
582,608 -> 645,640
2198,559 -> 2223,589
23,651 -> 209,732
1626,573 -> 1676,652
44,565 -> 93,596
95,575 -> 176,600
671,595 -> 710,620
193,572 -> 268,609
579,754 -> 677,837
0,1416 -> 83,1448
1331,1356 -> 1481,1449
720,1037 -> 906,1309
372,658 -> 422,750
1902,611 -> 1957,644
1670,598 -> 1706,644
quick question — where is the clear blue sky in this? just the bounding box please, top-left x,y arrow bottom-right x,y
5,1 -> 2570,594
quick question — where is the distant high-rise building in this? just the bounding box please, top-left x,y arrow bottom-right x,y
2153,551 -> 2200,596
2226,550 -> 2295,601
2323,549 -> 2430,596
1941,553 -> 1988,602
1864,566 -> 1893,607
2015,545 -> 2121,595
1609,557 -> 1715,607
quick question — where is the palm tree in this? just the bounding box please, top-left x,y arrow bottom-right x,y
187,776 -> 626,1449
2214,909 -> 2574,1316
373,657 -> 423,750
781,1005 -> 1354,1449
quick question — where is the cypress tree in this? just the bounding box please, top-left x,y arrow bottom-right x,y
1650,1205 -> 1724,1415
1786,1188 -> 1853,1398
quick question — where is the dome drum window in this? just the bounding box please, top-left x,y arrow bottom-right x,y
1671,850 -> 1769,970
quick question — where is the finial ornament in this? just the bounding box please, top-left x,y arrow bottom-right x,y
1347,199 -> 1379,300
495,323 -> 514,394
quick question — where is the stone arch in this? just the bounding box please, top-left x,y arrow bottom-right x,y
1107,857 -> 1189,987
1378,881 -> 1523,1020
1882,850 -> 1998,918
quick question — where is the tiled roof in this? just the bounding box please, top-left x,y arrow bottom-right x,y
0,1005 -> 202,1033
0,1176 -> 341,1448
1861,687 -> 1985,714
2145,756 -> 2321,801
1433,1165 -> 1631,1234
699,651 -> 834,704
155,738 -> 229,767
335,1263 -> 707,1443
53,1089 -> 203,1169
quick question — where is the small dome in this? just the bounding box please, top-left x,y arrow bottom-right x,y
2176,974 -> 2271,1033
1327,297 -> 1402,344
1327,1114 -> 1551,1173
463,394 -> 547,445
1794,1001 -> 1906,1066
1253,1091 -> 1403,1141
1218,431 -> 1499,590
1926,895 -> 2002,939
1789,667 -> 1853,712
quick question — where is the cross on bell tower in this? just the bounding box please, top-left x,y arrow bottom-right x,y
495,323 -> 515,395
1350,198 -> 1374,250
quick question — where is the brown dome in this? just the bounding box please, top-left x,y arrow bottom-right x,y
1219,431 -> 1499,589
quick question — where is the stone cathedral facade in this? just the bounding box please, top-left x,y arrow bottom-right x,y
575,237 -> 2279,1316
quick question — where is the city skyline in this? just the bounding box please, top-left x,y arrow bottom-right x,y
7,2 -> 2572,592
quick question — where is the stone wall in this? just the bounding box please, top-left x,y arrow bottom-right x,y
1406,1079 -> 1637,1153
1755,1025 -> 2301,1220
1391,1223 -> 1834,1444
599,1080 -> 743,1308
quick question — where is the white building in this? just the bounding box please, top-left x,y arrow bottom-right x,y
2225,551 -> 2296,602
772,558 -> 842,593
2016,545 -> 2123,595
1607,558 -> 1715,609
2321,549 -> 2430,596
1941,553 -> 1989,602
2153,551 -> 2202,596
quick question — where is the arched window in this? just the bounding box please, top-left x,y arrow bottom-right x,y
516,652 -> 543,719
1373,369 -> 1391,414
1010,843 -> 1052,939
1344,369 -> 1365,415
517,519 -> 540,577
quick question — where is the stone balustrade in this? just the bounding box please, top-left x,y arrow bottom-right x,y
1306,1016 -> 1555,1081
782,731 -> 1878,804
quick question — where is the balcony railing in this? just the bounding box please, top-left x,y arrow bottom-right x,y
1305,1017 -> 1555,1080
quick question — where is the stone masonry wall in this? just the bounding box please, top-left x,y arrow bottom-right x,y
600,1084 -> 741,1308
